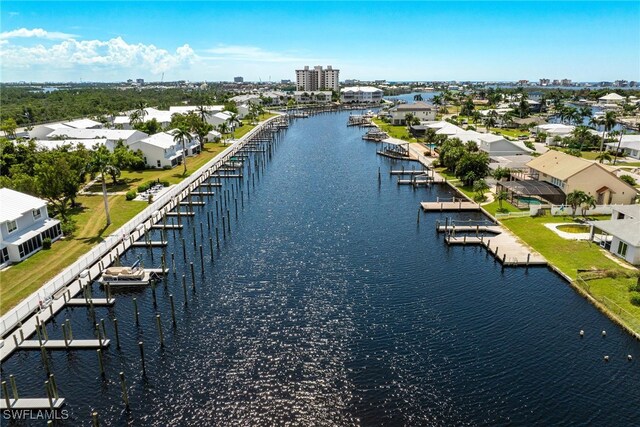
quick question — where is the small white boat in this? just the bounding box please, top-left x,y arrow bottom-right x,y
99,265 -> 153,286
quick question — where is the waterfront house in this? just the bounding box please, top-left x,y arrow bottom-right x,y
340,86 -> 384,104
598,93 -> 626,105
36,138 -> 111,151
390,102 -> 436,125
605,135 -> 640,160
292,91 -> 332,104
525,150 -> 637,205
128,131 -> 200,169
531,123 -> 575,145
589,204 -> 640,265
476,133 -> 533,157
45,128 -> 148,147
0,188 -> 63,267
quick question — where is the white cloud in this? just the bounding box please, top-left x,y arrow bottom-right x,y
1,36 -> 196,75
204,45 -> 323,63
0,27 -> 77,40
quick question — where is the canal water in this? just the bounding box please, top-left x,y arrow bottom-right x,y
2,111 -> 639,426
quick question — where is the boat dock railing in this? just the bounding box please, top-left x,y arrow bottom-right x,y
0,114 -> 286,338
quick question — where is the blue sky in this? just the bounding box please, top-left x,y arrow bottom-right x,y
1,1 -> 638,82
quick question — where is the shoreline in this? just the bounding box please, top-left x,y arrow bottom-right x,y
405,143 -> 640,341
0,114 -> 284,344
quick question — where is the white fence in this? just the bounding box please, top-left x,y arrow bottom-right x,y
0,115 -> 282,337
549,204 -> 616,216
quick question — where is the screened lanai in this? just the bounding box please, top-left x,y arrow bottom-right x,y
497,180 -> 566,208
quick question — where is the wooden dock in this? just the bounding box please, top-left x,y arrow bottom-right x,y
180,201 -> 206,206
199,182 -> 222,187
18,339 -> 110,350
1,398 -> 65,410
131,240 -> 168,247
66,298 -> 115,307
166,211 -> 195,216
391,170 -> 429,175
421,201 -> 480,211
189,191 -> 215,196
437,222 -> 546,266
151,224 -> 182,229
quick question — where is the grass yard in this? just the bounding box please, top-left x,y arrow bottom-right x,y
577,275 -> 640,334
232,113 -> 277,139
487,127 -> 530,139
500,214 -> 622,279
0,194 -> 146,313
371,118 -> 418,142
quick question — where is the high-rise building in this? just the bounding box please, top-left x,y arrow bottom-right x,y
295,65 -> 340,92
234,76 -> 244,83
539,78 -> 550,86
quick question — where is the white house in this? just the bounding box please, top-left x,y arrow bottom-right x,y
209,112 -> 234,129
531,123 -> 575,145
36,138 -> 112,151
292,91 -> 332,104
45,128 -> 148,146
28,123 -> 72,140
606,135 -> 640,160
589,204 -> 640,265
128,131 -> 200,169
63,118 -> 103,129
340,86 -> 384,103
391,102 -> 437,124
598,93 -> 625,105
0,188 -> 63,267
476,133 -> 533,156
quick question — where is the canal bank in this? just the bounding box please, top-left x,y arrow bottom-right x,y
1,110 -> 639,426
405,141 -> 640,341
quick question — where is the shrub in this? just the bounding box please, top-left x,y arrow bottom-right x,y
147,194 -> 154,204
524,140 -> 535,150
125,190 -> 137,201
160,180 -> 170,187
467,125 -> 476,131
620,174 -> 637,186
42,237 -> 52,250
61,218 -> 77,237
162,165 -> 172,170
137,182 -> 150,193
630,293 -> 640,307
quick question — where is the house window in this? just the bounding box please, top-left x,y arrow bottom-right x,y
617,241 -> 628,257
0,247 -> 8,264
7,220 -> 17,234
551,177 -> 565,189
157,160 -> 161,167
33,208 -> 42,220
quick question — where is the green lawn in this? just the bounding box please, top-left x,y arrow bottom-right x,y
578,275 -> 640,334
487,127 -> 530,139
501,214 -> 622,279
0,116 -> 276,313
232,113 -> 277,139
371,118 -> 418,142
0,194 -> 147,313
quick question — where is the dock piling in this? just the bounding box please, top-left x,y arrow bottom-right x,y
133,298 -> 139,325
138,341 -> 146,374
97,349 -> 105,376
170,295 -> 176,327
156,315 -> 164,347
119,372 -> 130,409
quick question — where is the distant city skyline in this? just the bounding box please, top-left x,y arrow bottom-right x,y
1,1 -> 639,83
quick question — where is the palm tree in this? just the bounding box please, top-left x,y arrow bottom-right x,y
404,113 -> 415,127
471,110 -> 481,125
580,194 -> 597,216
572,126 -> 591,151
129,101 -> 148,126
227,113 -> 241,139
88,145 -> 118,227
172,126 -> 192,175
588,116 -> 600,129
595,151 -> 613,164
599,111 -> 617,153
414,94 -> 423,102
196,105 -> 212,123
497,190 -> 508,210
484,116 -> 497,132
432,95 -> 443,115
217,122 -> 230,143
566,190 -> 586,216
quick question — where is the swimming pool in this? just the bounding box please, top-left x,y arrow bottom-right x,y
517,196 -> 543,205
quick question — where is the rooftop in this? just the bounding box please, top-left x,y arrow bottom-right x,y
0,188 -> 48,223
46,128 -> 147,140
64,118 -> 102,129
526,150 -> 593,180
590,218 -> 640,246
396,101 -> 435,111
